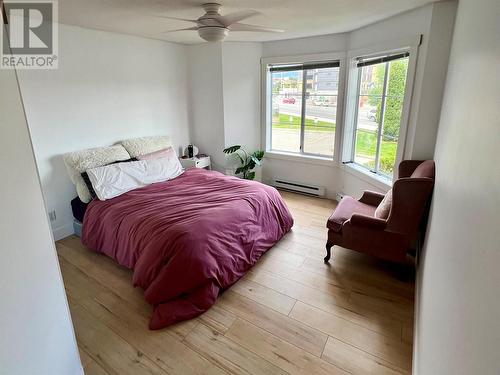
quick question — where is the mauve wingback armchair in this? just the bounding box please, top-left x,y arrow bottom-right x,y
325,160 -> 435,264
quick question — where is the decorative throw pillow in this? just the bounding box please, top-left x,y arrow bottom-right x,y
120,136 -> 171,158
80,158 -> 137,200
374,189 -> 393,219
63,145 -> 131,203
136,146 -> 177,161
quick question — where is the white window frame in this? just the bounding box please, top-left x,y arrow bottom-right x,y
261,52 -> 347,165
341,37 -> 420,183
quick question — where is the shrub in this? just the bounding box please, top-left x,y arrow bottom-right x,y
367,60 -> 408,139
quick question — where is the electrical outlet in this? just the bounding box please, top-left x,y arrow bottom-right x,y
336,192 -> 345,202
48,210 -> 57,222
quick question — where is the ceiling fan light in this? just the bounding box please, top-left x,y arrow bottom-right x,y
198,27 -> 228,42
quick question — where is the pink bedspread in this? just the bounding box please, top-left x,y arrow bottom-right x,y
82,169 -> 293,329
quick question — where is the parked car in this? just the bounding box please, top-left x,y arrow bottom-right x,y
367,108 -> 378,122
311,96 -> 332,107
282,97 -> 296,104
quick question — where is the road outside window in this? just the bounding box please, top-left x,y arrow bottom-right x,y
269,62 -> 340,158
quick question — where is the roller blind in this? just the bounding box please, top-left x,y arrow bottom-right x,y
356,52 -> 409,68
269,60 -> 340,72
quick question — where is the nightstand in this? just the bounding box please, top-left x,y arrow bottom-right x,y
179,155 -> 211,170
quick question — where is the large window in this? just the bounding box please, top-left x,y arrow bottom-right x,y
347,52 -> 410,177
268,61 -> 340,158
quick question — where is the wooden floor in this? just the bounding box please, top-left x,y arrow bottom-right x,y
56,191 -> 415,375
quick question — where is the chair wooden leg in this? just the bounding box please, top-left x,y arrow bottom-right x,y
324,242 -> 333,263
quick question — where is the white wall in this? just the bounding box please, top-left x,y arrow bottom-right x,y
262,33 -> 349,57
187,42 -> 226,170
17,24 -> 190,239
0,50 -> 82,374
414,0 -> 500,373
188,42 -> 262,172
222,42 -> 262,152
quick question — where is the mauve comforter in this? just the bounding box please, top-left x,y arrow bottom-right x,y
82,168 -> 293,329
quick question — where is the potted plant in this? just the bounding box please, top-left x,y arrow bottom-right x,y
223,145 -> 264,180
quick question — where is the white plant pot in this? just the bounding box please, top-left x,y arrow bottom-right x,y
223,152 -> 263,181
254,165 -> 262,182
224,165 -> 262,181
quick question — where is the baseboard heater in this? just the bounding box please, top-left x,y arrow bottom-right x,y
272,178 -> 325,197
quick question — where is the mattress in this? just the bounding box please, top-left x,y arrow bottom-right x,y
73,219 -> 83,237
70,196 -> 88,222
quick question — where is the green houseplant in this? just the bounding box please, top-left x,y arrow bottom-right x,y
223,145 -> 264,180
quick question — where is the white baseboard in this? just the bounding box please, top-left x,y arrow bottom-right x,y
52,223 -> 74,241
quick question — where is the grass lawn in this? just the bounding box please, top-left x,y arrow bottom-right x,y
356,129 -> 397,173
272,113 -> 397,172
355,130 -> 396,157
273,114 -> 335,132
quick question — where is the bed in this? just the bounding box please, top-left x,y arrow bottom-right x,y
81,168 -> 293,329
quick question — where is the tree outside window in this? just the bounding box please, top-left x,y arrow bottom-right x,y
355,56 -> 408,175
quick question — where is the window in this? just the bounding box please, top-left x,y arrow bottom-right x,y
347,52 -> 410,178
267,61 -> 341,158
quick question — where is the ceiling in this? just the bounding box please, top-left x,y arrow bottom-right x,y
58,0 -> 437,45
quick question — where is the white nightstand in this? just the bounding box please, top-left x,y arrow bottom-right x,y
179,156 -> 211,170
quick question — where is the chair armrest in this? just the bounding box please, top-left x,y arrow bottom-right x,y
358,190 -> 386,206
349,214 -> 387,230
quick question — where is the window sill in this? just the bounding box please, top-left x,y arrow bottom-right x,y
264,151 -> 335,167
342,162 -> 392,190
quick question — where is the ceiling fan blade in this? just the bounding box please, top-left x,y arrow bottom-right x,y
218,9 -> 259,26
229,23 -> 284,33
149,15 -> 198,24
159,26 -> 199,34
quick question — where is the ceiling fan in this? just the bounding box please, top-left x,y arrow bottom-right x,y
156,3 -> 284,42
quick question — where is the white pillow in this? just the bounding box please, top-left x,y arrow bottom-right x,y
63,145 -> 131,203
86,157 -> 184,201
120,136 -> 171,158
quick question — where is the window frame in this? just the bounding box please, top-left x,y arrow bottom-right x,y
261,52 -> 347,163
341,38 -> 420,182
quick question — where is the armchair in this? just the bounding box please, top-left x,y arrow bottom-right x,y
325,160 -> 435,264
